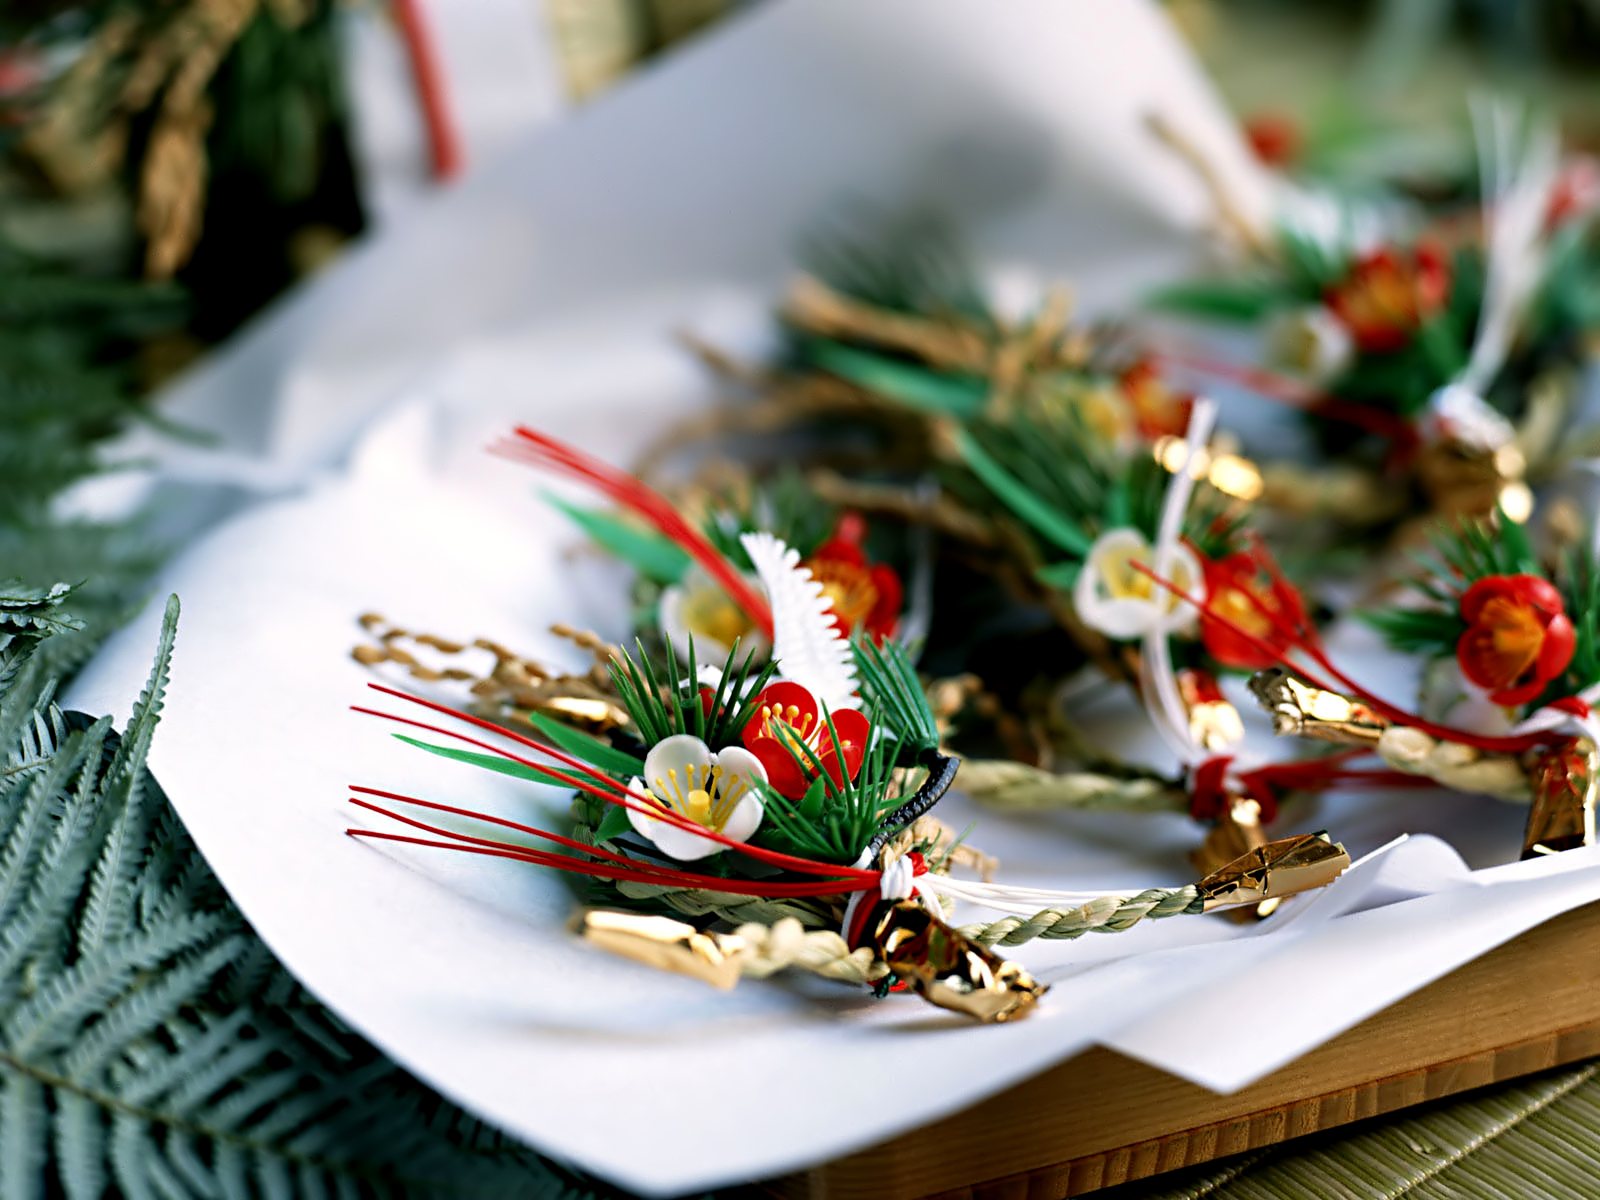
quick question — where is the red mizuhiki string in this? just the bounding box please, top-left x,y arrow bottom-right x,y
393,0 -> 463,180
1132,561 -> 1558,755
347,791 -> 863,897
1154,353 -> 1414,444
492,428 -> 775,638
355,682 -> 878,882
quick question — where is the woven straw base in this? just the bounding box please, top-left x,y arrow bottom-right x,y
766,900 -> 1600,1200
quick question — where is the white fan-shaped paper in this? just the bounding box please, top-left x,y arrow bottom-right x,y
740,531 -> 858,713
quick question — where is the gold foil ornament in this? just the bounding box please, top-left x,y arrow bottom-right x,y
575,910 -> 748,989
1522,738 -> 1600,859
856,898 -> 1046,1023
1196,832 -> 1351,911
1249,669 -> 1389,747
1190,795 -> 1275,921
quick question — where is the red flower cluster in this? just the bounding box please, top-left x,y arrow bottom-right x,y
1324,245 -> 1451,353
741,681 -> 870,799
1456,575 -> 1575,706
801,514 -> 903,641
1199,551 -> 1308,670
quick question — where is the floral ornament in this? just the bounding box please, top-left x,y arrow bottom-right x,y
658,566 -> 771,668
1073,528 -> 1201,641
1455,575 -> 1575,707
741,680 -> 870,800
1119,362 -> 1194,441
1323,244 -> 1451,353
1267,305 -> 1354,383
628,733 -> 767,860
800,514 -> 903,641
1199,551 -> 1305,670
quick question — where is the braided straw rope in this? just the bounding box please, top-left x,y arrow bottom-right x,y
1376,727 -> 1530,802
958,886 -> 1204,947
612,881 -> 831,929
732,918 -> 887,984
957,759 -> 1189,813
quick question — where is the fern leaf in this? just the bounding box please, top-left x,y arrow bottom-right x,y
0,583 -> 611,1198
52,1089 -> 107,1200
161,1129 -> 218,1198
741,531 -> 858,710
0,1071 -> 45,1200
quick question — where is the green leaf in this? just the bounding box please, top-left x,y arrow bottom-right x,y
592,804 -> 634,844
525,711 -> 643,777
394,735 -> 586,791
1143,278 -> 1295,321
544,495 -> 689,585
952,430 -> 1093,556
798,775 -> 828,820
806,341 -> 988,417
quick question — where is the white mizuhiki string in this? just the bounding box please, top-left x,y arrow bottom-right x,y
1426,98 -> 1560,449
1140,397 -> 1218,769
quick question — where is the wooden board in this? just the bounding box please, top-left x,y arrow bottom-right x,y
766,899 -> 1600,1200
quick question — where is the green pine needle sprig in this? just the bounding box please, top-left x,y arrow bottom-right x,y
607,636 -> 777,751
853,636 -> 940,759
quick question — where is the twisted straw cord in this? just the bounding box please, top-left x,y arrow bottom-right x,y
1375,727 -> 1530,803
732,918 -> 887,984
957,759 -> 1189,813
612,880 -> 831,929
958,886 -> 1204,948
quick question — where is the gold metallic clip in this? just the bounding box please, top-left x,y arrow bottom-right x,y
575,910 -> 748,990
859,899 -> 1046,1023
1191,795 -> 1274,921
1522,738 -> 1600,860
1196,832 -> 1351,912
1249,669 -> 1389,747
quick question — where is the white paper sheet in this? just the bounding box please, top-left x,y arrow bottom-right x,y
64,2 -> 1600,1194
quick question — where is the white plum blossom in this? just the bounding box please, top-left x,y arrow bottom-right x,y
627,734 -> 766,861
657,567 -> 770,667
1073,528 -> 1201,642
1268,305 -> 1354,383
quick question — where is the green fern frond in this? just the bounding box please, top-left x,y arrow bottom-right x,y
0,587 -> 617,1198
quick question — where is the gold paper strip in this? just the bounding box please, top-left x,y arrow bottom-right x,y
575,910 -> 748,990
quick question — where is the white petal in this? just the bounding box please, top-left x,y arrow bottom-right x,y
1086,527 -> 1151,567
646,819 -> 723,861
626,778 -> 662,841
642,734 -> 713,806
1075,529 -> 1165,640
1078,593 -> 1165,640
712,745 -> 768,788
658,583 -> 732,665
1153,542 -> 1205,634
718,792 -> 764,845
